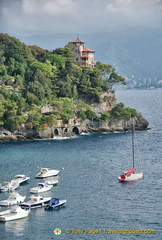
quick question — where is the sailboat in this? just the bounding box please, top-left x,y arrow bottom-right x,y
118,119 -> 143,182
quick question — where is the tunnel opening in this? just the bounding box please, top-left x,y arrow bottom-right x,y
54,129 -> 59,136
72,127 -> 79,135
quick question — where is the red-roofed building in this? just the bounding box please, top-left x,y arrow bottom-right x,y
68,38 -> 95,68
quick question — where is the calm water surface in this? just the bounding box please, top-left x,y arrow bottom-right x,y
0,90 -> 161,240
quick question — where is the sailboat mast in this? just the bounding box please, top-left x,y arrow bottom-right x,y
132,119 -> 135,169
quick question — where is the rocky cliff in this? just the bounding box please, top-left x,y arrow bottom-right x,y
0,92 -> 149,142
91,92 -> 116,116
85,113 -> 149,133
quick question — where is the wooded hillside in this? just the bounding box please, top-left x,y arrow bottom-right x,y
0,33 -> 132,132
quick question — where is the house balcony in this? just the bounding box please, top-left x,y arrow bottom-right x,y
76,60 -> 96,68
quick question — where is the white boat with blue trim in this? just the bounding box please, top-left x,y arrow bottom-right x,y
19,195 -> 52,208
11,175 -> 30,185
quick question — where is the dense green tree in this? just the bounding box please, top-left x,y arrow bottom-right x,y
30,62 -> 54,78
76,110 -> 86,120
95,62 -> 126,91
52,47 -> 74,60
45,54 -> 65,70
100,112 -> 111,121
41,114 -> 58,126
110,103 -> 136,120
0,65 -> 7,76
28,45 -> 48,61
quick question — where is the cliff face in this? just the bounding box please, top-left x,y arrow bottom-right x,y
91,92 -> 116,116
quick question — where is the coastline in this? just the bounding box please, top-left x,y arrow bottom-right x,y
0,113 -> 149,142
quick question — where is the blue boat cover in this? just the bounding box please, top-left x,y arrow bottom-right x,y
52,198 -> 59,205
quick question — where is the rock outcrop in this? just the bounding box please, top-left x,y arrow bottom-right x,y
85,113 -> 149,133
91,92 -> 116,116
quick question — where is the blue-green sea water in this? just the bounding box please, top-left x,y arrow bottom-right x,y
0,90 -> 161,240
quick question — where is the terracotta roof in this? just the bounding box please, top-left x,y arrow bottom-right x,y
82,47 -> 95,52
70,39 -> 85,43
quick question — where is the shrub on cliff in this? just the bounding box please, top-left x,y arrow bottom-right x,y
110,103 -> 137,120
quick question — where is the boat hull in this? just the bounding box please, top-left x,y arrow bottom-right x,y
0,210 -> 30,222
0,196 -> 26,206
30,187 -> 52,194
36,172 -> 59,178
118,173 -> 143,182
20,198 -> 52,209
36,169 -> 60,178
0,209 -> 11,216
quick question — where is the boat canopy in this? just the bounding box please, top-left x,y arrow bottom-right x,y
52,198 -> 59,205
38,183 -> 44,187
122,168 -> 135,175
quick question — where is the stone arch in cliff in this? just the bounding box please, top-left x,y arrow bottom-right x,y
54,128 -> 59,136
72,126 -> 79,135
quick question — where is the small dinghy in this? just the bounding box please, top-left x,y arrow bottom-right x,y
44,178 -> 58,186
45,198 -> 66,210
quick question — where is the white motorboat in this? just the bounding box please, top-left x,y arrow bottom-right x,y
44,178 -> 59,186
0,206 -> 30,222
0,181 -> 19,192
19,195 -> 52,208
0,192 -> 26,206
118,120 -> 143,182
36,168 -> 60,178
11,175 -> 30,185
30,183 -> 53,194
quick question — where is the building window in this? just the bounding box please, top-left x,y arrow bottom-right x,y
76,58 -> 79,61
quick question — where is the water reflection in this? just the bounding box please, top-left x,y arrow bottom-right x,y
5,217 -> 28,237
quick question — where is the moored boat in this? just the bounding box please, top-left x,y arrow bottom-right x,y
19,195 -> 52,208
118,168 -> 143,182
44,178 -> 58,186
0,206 -> 30,222
45,198 -> 67,210
11,175 -> 30,185
0,181 -> 19,192
0,192 -> 26,206
118,120 -> 143,182
30,183 -> 53,194
36,168 -> 60,178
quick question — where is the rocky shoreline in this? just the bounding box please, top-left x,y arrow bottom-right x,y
0,92 -> 149,142
0,113 -> 149,142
